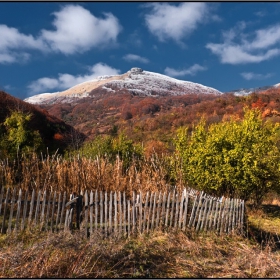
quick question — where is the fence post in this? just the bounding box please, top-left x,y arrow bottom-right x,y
21,190 -> 29,231
7,188 -> 16,234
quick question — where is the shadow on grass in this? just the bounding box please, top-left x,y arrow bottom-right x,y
246,204 -> 280,251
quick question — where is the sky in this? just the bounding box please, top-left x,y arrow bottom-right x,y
0,2 -> 280,100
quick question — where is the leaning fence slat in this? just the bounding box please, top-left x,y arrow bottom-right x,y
151,192 -> 157,230
34,190 -> 42,226
21,190 -> 28,231
123,192 -> 126,234
114,192 -> 118,235
28,189 -> 35,226
100,191 -> 103,233
8,188 -> 16,234
227,198 -> 234,233
216,198 -> 224,232
127,199 -> 130,236
155,192 -> 162,229
59,192 -> 66,230
174,193 -> 180,229
188,194 -> 198,228
109,191 -> 112,233
84,191 -> 89,237
0,186 -> 4,216
182,193 -> 189,231
55,192 -> 61,231
200,198 -> 208,231
194,193 -> 205,229
40,191 -> 47,229
64,209 -> 69,232
178,191 -> 185,229
138,191 -> 142,232
14,189 -> 22,232
160,192 -> 166,228
196,196 -> 205,231
50,191 -> 57,232
169,190 -> 176,227
147,192 -> 154,232
142,192 -> 149,232
90,191 -> 93,236
95,190 -> 98,231
118,191 -> 122,234
132,191 -> 136,232
1,188 -> 10,234
205,198 -> 214,231
165,192 -> 171,227
104,191 -> 108,236
240,200 -> 244,234
213,199 -> 220,231
219,198 -> 227,234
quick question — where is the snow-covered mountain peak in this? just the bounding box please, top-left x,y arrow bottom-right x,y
24,68 -> 222,105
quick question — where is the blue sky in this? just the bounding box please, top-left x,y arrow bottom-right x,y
1,2 -> 280,99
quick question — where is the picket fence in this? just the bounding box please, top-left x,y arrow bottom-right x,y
0,186 -> 245,237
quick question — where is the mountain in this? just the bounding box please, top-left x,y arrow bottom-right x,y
226,83 -> 280,96
0,90 -> 84,152
24,68 -> 222,105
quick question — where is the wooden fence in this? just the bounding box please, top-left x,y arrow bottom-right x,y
0,187 -> 245,237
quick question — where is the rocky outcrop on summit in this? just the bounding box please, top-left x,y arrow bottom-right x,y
25,68 -> 222,105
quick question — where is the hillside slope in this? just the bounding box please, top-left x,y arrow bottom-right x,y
0,91 -> 84,152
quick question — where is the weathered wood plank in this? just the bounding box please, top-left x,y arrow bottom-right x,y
84,190 -> 89,237
51,192 -> 57,232
21,190 -> 29,231
34,190 -> 42,226
155,192 -> 162,229
196,196 -> 205,231
8,188 -> 17,234
219,198 -> 227,234
132,191 -> 136,232
100,191 -> 103,232
147,192 -> 154,232
55,192 -> 61,231
114,192 -> 118,235
182,193 -> 189,231
104,191 -> 108,236
174,193 -> 180,229
165,192 -> 171,227
178,191 -> 185,229
95,190 -> 98,231
1,187 -> 10,234
119,191 -> 122,234
90,191 -> 93,236
59,192 -> 66,230
127,199 -> 130,236
160,192 -> 166,228
205,198 -> 214,231
169,190 -> 176,227
142,192 -> 149,232
151,192 -> 157,230
240,200 -> 244,234
213,199 -> 220,231
0,186 -> 4,216
138,191 -> 142,233
188,194 -> 198,228
200,198 -> 208,231
40,191 -> 47,230
14,189 -> 22,232
64,209 -> 69,232
123,192 -> 126,234
109,191 -> 112,233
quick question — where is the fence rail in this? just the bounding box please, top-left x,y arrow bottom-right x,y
0,187 -> 245,237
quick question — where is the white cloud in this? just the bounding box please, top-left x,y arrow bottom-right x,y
123,54 -> 149,64
144,3 -> 208,43
164,64 -> 207,77
28,62 -> 120,94
0,24 -> 46,63
40,5 -> 122,54
241,72 -> 273,80
0,5 -> 122,64
206,23 -> 280,64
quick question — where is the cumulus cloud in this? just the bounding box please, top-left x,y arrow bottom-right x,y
0,24 -> 46,63
123,54 -> 149,64
241,72 -> 273,80
40,5 -> 122,54
144,2 -> 208,43
164,64 -> 207,77
27,62 -> 120,94
206,23 -> 280,64
0,5 -> 122,64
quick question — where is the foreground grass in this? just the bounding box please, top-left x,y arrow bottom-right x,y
1,224 -> 280,278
